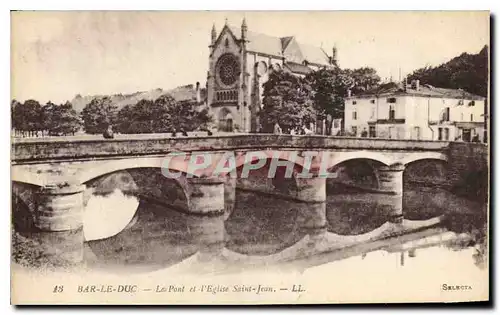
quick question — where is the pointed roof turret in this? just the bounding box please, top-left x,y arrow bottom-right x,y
211,23 -> 217,45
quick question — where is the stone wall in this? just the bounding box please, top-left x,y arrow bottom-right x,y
446,142 -> 489,201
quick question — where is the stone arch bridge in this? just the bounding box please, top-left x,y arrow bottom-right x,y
11,134 -> 487,266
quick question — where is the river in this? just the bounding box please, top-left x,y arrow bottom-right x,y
76,184 -> 487,276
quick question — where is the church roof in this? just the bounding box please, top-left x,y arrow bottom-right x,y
299,43 -> 331,66
229,26 -> 284,57
284,62 -> 313,75
227,26 -> 330,66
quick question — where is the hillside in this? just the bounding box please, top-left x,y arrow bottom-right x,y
407,45 -> 488,97
70,84 -> 207,113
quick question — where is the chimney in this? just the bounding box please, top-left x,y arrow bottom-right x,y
347,89 -> 352,97
410,79 -> 420,91
196,82 -> 201,103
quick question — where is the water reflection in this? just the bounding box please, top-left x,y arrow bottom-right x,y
303,244 -> 487,295
224,191 -> 305,256
11,176 -> 487,274
83,189 -> 139,241
84,196 -> 198,272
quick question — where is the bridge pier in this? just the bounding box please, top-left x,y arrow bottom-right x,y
34,183 -> 85,267
377,164 -> 405,224
223,176 -> 236,220
296,177 -> 327,237
187,177 -> 226,260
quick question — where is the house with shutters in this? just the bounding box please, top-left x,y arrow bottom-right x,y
344,80 -> 486,142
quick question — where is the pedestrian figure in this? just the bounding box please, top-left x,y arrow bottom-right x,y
103,124 -> 114,139
302,125 -> 313,135
361,128 -> 368,138
274,122 -> 282,134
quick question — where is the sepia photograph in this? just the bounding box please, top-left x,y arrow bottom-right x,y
9,10 -> 490,305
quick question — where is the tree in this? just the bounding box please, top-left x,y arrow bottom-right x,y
115,94 -> 211,134
116,98 -> 170,134
11,99 -> 21,133
40,101 -> 58,135
39,101 -> 82,136
115,105 -> 136,134
54,102 -> 82,135
194,107 -> 212,131
347,67 -> 381,95
12,99 -> 42,137
167,97 -> 212,132
259,70 -> 316,134
305,68 -> 351,119
81,97 -> 118,134
407,45 -> 488,97
305,66 -> 380,134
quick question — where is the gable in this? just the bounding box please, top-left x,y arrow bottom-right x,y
212,25 -> 240,56
299,43 -> 330,65
282,37 -> 304,64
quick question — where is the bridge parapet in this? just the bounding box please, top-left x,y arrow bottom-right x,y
12,134 -> 451,164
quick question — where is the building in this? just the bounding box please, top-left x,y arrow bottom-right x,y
344,80 -> 486,142
206,18 -> 337,132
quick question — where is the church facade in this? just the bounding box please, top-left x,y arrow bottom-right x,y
206,19 -> 337,133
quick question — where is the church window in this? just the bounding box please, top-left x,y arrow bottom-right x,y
216,53 -> 239,87
225,38 -> 229,47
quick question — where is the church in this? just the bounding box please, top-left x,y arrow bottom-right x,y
206,18 -> 338,133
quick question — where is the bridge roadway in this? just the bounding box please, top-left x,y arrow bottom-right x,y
10,134 -> 487,268
12,134 -> 450,163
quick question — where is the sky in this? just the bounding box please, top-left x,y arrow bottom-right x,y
11,11 -> 489,104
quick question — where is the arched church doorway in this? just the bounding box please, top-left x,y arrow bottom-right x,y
219,108 -> 234,132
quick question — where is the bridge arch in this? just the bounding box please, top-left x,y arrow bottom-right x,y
11,181 -> 40,234
403,155 -> 449,188
325,151 -> 391,171
78,157 -> 208,219
400,152 -> 448,166
326,157 -> 387,192
77,157 -> 198,185
11,168 -> 46,187
227,151 -> 314,197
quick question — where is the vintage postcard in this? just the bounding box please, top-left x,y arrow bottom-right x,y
10,10 -> 490,305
